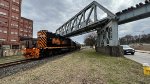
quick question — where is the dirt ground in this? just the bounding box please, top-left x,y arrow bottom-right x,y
0,49 -> 150,84
131,44 -> 150,51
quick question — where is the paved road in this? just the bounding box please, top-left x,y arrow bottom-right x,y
124,52 -> 150,65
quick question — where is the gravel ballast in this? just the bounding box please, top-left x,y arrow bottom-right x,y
0,54 -> 65,79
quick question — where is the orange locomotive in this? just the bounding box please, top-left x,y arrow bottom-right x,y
23,30 -> 80,59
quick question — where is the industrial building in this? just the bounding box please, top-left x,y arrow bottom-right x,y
20,17 -> 33,39
0,0 -> 33,49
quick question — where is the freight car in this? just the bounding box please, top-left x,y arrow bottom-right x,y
23,30 -> 81,59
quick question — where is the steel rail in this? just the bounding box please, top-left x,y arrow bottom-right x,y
0,59 -> 32,68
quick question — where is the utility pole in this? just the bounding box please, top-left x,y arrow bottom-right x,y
136,31 -> 144,45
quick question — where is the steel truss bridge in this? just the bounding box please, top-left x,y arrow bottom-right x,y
55,1 -> 150,56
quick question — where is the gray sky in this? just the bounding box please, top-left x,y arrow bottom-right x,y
21,0 -> 150,43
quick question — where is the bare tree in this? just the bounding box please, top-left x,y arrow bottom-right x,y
84,32 -> 97,47
119,33 -> 150,45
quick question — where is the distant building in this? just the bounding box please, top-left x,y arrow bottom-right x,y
20,17 -> 33,38
0,0 -> 33,49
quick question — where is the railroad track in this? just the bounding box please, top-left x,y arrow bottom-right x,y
0,59 -> 32,68
0,50 -> 80,69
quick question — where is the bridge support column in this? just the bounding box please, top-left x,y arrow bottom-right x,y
96,20 -> 123,56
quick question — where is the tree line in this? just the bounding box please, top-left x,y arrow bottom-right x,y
84,33 -> 150,46
119,34 -> 150,45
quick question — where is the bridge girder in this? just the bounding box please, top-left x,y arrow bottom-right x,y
117,1 -> 150,24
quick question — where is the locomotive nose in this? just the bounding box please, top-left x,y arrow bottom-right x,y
23,48 -> 40,59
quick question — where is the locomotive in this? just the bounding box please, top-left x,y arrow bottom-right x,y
23,30 -> 81,59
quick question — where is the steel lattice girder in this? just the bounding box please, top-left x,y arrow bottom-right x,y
55,1 -> 117,37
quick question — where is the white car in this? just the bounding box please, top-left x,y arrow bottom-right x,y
121,45 -> 135,55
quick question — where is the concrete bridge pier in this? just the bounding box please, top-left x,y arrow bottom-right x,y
96,20 -> 123,56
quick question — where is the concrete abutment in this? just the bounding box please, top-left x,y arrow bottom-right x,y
95,46 -> 124,57
96,20 -> 124,56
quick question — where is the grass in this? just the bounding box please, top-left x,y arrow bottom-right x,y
0,49 -> 150,84
0,55 -> 25,64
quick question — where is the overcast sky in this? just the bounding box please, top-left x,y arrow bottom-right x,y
21,0 -> 150,43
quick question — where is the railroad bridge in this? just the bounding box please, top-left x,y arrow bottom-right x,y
56,1 -> 150,56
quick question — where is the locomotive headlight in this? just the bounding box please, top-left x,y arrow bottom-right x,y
33,48 -> 35,49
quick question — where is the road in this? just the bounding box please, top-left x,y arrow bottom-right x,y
124,52 -> 150,65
